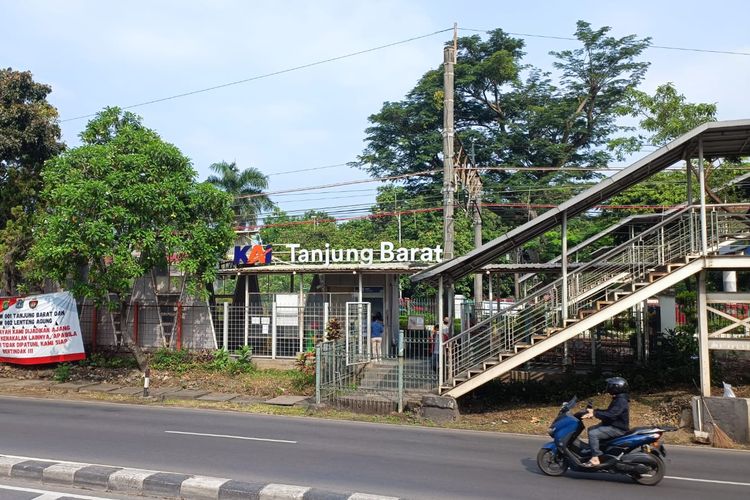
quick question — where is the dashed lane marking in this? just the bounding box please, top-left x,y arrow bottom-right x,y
165,430 -> 297,443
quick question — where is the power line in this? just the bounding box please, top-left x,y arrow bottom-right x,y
266,163 -> 351,177
459,28 -> 750,56
237,169 -> 441,199
60,28 -> 454,123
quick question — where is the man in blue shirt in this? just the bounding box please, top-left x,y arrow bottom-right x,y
371,312 -> 384,362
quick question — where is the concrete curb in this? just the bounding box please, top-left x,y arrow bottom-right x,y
0,455 -> 401,500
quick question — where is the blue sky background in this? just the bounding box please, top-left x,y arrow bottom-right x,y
3,0 -> 748,220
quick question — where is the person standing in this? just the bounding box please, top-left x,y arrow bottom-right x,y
371,312 -> 384,362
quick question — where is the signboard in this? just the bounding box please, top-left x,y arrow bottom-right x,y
0,292 -> 86,365
407,315 -> 425,330
284,241 -> 443,266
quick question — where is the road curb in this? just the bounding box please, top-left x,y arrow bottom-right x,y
0,455 -> 401,500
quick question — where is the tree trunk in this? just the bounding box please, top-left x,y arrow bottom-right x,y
108,305 -> 148,371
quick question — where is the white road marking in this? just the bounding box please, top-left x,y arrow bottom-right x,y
165,430 -> 297,443
666,476 -> 750,487
0,483 -> 114,499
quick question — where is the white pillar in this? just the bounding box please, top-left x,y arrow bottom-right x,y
562,212 -> 569,365
438,275 -> 444,389
697,270 -> 711,397
243,275 -> 249,347
222,302 -> 229,350
698,139 -> 708,255
271,301 -> 278,360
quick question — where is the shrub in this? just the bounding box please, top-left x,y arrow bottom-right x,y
150,348 -> 193,372
54,363 -> 72,382
325,317 -> 342,341
295,349 -> 316,376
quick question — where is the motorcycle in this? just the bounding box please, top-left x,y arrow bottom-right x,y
536,396 -> 677,486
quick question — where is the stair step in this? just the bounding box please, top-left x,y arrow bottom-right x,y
544,327 -> 562,335
648,271 -> 667,283
577,309 -> 597,319
596,300 -> 613,310
514,343 -> 531,353
667,263 -> 685,272
483,361 -> 499,369
531,334 -> 548,342
564,318 -> 579,326
468,369 -> 483,377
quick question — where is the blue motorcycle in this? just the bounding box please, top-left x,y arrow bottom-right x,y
537,396 -> 676,485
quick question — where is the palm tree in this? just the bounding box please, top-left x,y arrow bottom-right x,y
206,161 -> 274,229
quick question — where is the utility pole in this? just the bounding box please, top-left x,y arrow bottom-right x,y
441,23 -> 457,322
442,26 -> 456,262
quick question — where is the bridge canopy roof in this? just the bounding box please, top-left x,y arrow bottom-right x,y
412,119 -> 750,284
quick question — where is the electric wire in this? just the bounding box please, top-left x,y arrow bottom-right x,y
459,28 -> 750,56
60,28 -> 454,122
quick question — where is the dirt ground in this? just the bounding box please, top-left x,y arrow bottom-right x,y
0,361 -> 747,450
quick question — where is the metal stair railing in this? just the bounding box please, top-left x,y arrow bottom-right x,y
441,204 -> 750,388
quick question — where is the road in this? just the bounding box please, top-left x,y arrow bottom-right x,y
1,395 -> 749,499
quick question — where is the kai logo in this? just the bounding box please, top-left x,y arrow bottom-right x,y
234,244 -> 272,265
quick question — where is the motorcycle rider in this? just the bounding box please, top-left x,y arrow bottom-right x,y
581,377 -> 630,467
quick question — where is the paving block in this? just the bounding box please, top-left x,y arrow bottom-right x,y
53,382 -> 100,392
197,392 -> 240,402
264,395 -> 309,406
229,396 -> 264,405
109,386 -> 145,396
260,483 -> 309,499
146,386 -> 182,396
43,462 -> 87,485
73,465 -> 122,490
164,389 -> 211,400
79,383 -> 122,393
108,468 -> 158,494
1,379 -> 53,389
181,476 -> 230,500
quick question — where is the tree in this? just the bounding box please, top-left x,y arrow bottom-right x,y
26,107 -> 235,368
359,21 -> 650,202
206,161 -> 274,228
623,82 -> 717,147
0,68 -> 64,294
608,83 -> 745,213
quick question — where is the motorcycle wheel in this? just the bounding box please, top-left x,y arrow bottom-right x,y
536,448 -> 568,476
630,455 -> 665,486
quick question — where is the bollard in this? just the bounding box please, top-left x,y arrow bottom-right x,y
143,367 -> 150,397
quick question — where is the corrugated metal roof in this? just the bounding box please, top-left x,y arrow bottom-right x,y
412,119 -> 750,284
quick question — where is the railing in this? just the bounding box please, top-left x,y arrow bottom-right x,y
441,204 -> 750,387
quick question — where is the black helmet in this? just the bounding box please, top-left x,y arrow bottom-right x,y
606,377 -> 629,395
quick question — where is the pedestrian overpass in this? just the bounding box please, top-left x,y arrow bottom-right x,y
412,120 -> 750,399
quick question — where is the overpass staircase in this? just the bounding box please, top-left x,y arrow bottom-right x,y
441,205 -> 750,398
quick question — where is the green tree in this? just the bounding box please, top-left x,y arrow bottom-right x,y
608,83 -> 744,213
359,21 -> 650,201
206,160 -> 274,228
0,68 -> 64,294
26,107 -> 235,368
623,82 -> 717,146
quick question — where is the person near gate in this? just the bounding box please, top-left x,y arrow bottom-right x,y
371,312 -> 384,362
430,323 -> 449,373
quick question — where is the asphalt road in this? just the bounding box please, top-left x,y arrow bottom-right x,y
1,396 -> 749,499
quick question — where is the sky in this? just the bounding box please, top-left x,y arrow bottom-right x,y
3,0 -> 749,223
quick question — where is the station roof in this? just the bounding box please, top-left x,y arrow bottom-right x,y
218,262 -> 430,275
412,119 -> 750,284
